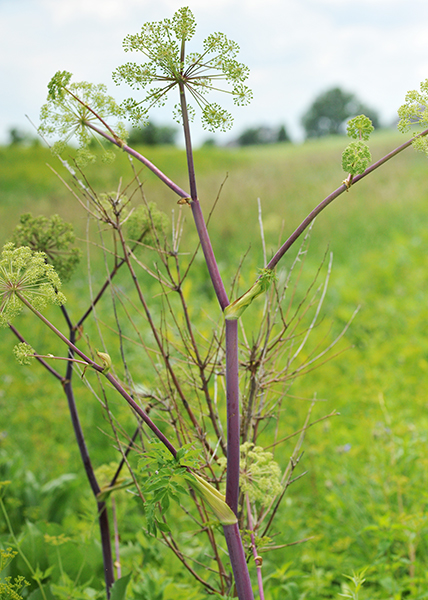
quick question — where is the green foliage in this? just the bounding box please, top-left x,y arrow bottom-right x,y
137,440 -> 200,536
127,122 -> 177,146
339,568 -> 367,599
110,573 -> 132,600
11,213 -> 80,282
398,78 -> 428,155
0,243 -> 66,326
237,124 -> 291,146
112,6 -> 252,131
302,87 -> 379,138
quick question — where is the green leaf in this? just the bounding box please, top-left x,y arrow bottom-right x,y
110,573 -> 132,600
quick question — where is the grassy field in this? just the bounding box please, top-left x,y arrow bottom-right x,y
1,131 -> 428,599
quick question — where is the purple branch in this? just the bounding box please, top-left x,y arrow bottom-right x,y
190,201 -> 229,308
85,121 -> 189,199
266,128 -> 428,270
104,372 -> 177,458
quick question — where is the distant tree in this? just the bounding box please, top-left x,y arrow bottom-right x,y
301,87 -> 380,138
127,121 -> 177,146
8,127 -> 30,145
277,125 -> 291,143
202,138 -> 216,147
237,124 -> 291,146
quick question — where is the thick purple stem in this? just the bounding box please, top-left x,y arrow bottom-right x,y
177,79 -> 249,596
223,523 -> 255,600
225,319 -> 240,514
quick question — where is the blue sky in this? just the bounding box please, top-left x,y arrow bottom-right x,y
1,0 -> 428,146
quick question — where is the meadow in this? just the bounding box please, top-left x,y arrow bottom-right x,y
1,130 -> 428,599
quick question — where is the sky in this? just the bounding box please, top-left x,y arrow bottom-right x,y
1,0 -> 428,146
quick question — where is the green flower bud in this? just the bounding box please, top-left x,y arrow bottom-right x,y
187,473 -> 237,525
96,350 -> 112,373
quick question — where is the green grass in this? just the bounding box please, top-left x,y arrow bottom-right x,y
1,131 -> 428,598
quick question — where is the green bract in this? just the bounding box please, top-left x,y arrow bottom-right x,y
39,71 -> 126,162
341,141 -> 371,176
185,472 -> 237,525
398,78 -> 428,155
112,6 -> 252,132
0,243 -> 66,326
12,213 -> 80,282
225,268 -> 276,320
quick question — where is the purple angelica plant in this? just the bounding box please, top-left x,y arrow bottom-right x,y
20,5 -> 428,600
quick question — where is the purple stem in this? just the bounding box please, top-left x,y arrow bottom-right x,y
225,320 -> 240,514
104,372 -> 177,458
176,81 -> 250,597
223,523 -> 254,600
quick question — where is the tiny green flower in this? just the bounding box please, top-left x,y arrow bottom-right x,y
13,342 -> 35,365
398,78 -> 428,155
39,71 -> 127,160
225,268 -> 276,320
341,140 -> 371,176
0,243 -> 66,327
112,6 -> 252,132
96,350 -> 112,373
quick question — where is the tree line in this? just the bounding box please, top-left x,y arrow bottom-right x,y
7,87 -> 380,147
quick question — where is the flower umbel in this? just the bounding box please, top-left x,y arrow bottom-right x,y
398,78 -> 428,155
346,114 -> 374,141
341,141 -> 372,176
112,6 -> 252,132
12,213 -> 80,282
39,70 -> 126,163
239,442 -> 282,505
0,243 -> 66,326
13,342 -> 35,365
